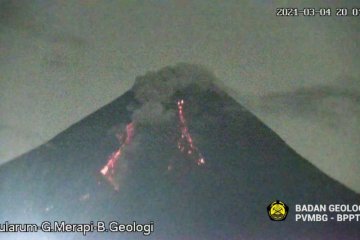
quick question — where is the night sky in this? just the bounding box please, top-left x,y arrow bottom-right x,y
0,0 -> 359,193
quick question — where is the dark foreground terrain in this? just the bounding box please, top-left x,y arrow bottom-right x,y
0,64 -> 359,239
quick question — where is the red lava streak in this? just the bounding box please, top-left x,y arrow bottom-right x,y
100,100 -> 205,190
100,122 -> 134,191
177,99 -> 205,167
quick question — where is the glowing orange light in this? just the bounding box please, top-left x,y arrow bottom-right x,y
100,165 -> 109,175
100,99 -> 206,191
176,99 -> 206,167
197,157 -> 205,166
100,123 -> 134,191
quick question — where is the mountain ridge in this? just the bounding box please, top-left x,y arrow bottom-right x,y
0,64 -> 359,239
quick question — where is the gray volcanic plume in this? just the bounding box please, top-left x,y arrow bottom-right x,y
133,63 -> 218,103
0,64 -> 359,239
131,63 -> 220,125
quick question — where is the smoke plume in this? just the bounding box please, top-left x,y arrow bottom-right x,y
130,63 -> 220,125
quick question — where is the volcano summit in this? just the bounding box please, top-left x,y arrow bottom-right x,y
0,63 -> 359,239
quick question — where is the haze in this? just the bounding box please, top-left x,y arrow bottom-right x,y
0,1 -> 359,192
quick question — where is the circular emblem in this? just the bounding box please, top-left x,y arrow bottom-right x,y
267,200 -> 289,221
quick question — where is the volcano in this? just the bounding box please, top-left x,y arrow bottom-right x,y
0,64 -> 359,239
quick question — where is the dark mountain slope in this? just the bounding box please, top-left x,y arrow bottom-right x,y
0,64 -> 359,239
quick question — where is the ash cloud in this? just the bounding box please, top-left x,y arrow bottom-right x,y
242,76 -> 360,193
249,76 -> 360,128
130,63 -> 220,125
132,101 -> 175,125
133,63 -> 218,103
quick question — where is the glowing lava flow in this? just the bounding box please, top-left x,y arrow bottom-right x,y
100,100 -> 204,190
177,99 -> 205,166
100,122 -> 134,191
